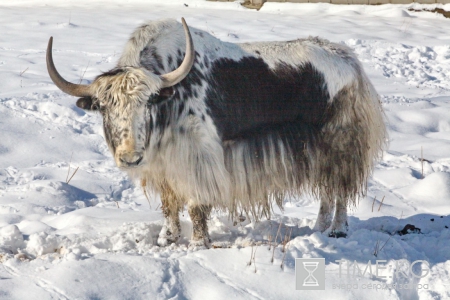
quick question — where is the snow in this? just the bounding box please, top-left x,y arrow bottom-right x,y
1,0 -> 450,299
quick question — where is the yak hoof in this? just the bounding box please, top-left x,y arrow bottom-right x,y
328,231 -> 347,238
188,237 -> 211,250
327,220 -> 348,238
157,227 -> 180,246
157,236 -> 179,247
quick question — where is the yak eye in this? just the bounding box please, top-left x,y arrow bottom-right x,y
76,97 -> 101,111
148,87 -> 175,104
148,94 -> 160,103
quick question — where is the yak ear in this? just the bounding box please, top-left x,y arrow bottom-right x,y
148,87 -> 175,104
158,87 -> 175,101
76,97 -> 98,110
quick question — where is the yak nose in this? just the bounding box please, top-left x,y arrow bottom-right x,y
118,152 -> 144,167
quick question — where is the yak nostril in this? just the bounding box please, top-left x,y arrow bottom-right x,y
119,154 -> 143,167
134,156 -> 143,166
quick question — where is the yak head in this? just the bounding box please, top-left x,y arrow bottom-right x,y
46,18 -> 194,169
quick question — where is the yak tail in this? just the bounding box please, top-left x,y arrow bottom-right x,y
312,75 -> 387,207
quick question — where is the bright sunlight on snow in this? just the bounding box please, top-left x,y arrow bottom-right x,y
1,1 -> 450,299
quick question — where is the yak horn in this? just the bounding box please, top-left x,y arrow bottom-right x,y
160,18 -> 195,88
46,37 -> 93,97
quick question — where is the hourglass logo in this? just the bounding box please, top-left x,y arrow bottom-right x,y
295,258 -> 325,290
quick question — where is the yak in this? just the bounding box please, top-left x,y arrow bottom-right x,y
46,18 -> 386,247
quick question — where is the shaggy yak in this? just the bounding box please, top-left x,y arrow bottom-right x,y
46,18 -> 386,247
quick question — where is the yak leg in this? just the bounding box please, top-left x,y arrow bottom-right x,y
328,196 -> 348,238
313,197 -> 335,233
188,203 -> 212,248
157,183 -> 183,246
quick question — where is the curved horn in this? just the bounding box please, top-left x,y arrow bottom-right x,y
160,18 -> 195,88
46,37 -> 93,97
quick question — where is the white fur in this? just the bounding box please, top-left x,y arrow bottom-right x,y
240,38 -> 359,101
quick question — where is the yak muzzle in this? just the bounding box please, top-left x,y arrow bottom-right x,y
117,152 -> 144,168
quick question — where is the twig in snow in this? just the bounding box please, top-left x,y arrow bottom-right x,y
281,227 -> 293,253
66,152 -> 79,184
79,60 -> 90,84
378,196 -> 385,212
19,67 -> 29,76
373,239 -> 381,257
274,222 -> 282,244
421,146 -> 424,179
248,245 -> 254,266
374,211 -> 403,257
66,167 -> 79,184
267,221 -> 273,250
253,245 -> 258,273
271,223 -> 283,263
281,228 -> 293,269
271,242 -> 277,263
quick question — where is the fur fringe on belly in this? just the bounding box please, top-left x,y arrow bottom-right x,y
136,78 -> 386,221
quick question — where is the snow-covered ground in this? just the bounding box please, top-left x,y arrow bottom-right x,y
1,1 -> 450,299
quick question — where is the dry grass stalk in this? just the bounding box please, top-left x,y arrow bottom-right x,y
66,152 -> 79,184
372,196 -> 377,212
374,211 -> 403,257
421,146 -> 424,179
79,60 -> 90,84
271,242 -> 277,263
373,239 -> 381,257
270,223 -> 283,263
253,245 -> 258,273
274,222 -> 282,244
280,250 -> 288,269
267,234 -> 272,251
378,196 -> 385,212
281,227 -> 293,253
66,167 -> 79,184
141,178 -> 152,208
247,245 -> 254,266
20,67 -> 29,76
281,228 -> 293,269
267,222 -> 273,250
